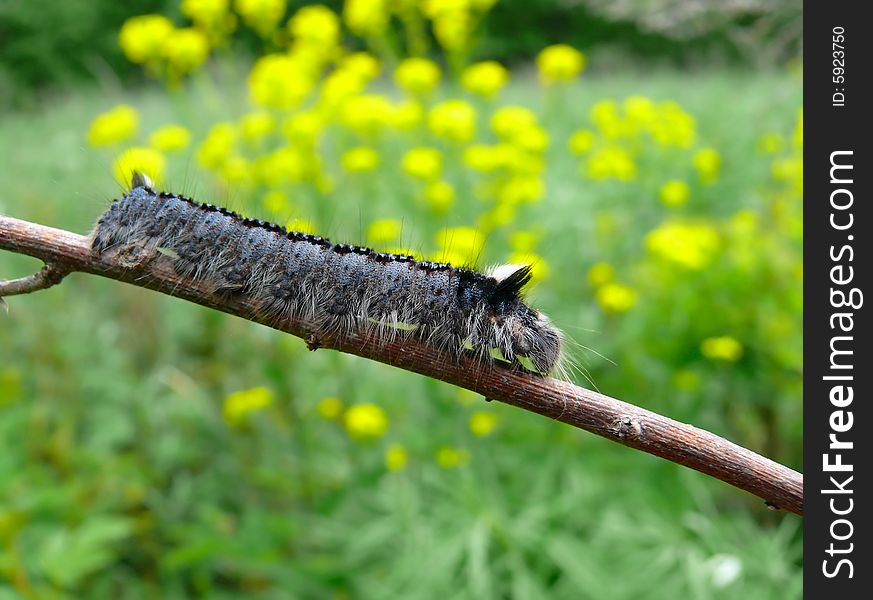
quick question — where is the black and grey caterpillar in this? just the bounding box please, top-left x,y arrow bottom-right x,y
91,174 -> 564,375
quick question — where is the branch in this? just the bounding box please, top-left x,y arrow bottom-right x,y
0,213 -> 803,515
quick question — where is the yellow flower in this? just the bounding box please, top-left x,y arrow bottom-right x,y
401,147 -> 443,180
340,94 -> 394,136
319,70 -> 368,111
568,129 -> 595,155
385,443 -> 408,471
239,111 -> 276,142
344,403 -> 389,439
650,101 -> 696,148
498,176 -> 545,204
428,99 -> 476,143
587,262 -> 614,287
282,111 -> 323,145
342,146 -> 380,173
112,147 -> 166,186
87,105 -> 139,148
391,100 -> 424,130
536,44 -> 586,84
431,9 -> 471,52
248,54 -> 313,109
148,124 -> 191,152
394,58 -> 441,96
701,336 -> 744,362
623,96 -> 657,129
182,0 -> 230,26
469,411 -> 498,437
424,180 -> 455,212
317,396 -> 344,419
235,0 -> 287,38
345,0 -> 389,38
288,4 -> 340,49
693,148 -> 721,184
595,283 -> 637,314
163,28 -> 211,78
659,179 -> 690,207
436,446 -> 470,469
645,221 -> 720,270
340,52 -> 381,81
367,219 -> 402,245
182,0 -> 235,42
436,226 -> 484,265
461,61 -> 509,99
491,106 -> 538,140
585,146 -> 636,181
222,386 -> 274,428
118,15 -> 174,65
196,122 -> 236,169
590,100 -> 628,139
463,144 -> 502,172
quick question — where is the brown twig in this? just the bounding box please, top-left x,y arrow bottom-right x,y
0,213 -> 803,515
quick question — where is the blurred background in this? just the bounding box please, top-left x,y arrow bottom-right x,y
0,1 -> 802,598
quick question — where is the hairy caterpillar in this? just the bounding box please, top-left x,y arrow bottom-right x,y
91,174 -> 565,375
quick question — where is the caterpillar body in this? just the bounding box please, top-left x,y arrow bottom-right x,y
91,175 -> 565,375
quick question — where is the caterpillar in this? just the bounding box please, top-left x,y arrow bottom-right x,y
91,174 -> 565,376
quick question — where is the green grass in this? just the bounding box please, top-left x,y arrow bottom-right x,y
0,69 -> 801,599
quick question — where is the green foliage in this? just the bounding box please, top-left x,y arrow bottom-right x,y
0,0 -> 174,109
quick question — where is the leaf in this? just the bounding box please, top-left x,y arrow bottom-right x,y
38,516 -> 133,588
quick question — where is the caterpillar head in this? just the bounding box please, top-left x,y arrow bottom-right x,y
486,265 -> 563,375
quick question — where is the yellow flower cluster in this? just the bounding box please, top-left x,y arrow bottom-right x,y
428,99 -> 476,143
181,0 -> 236,44
222,386 -> 274,428
343,403 -> 389,439
345,0 -> 389,38
646,221 -> 720,270
88,105 -> 139,148
469,411 -> 498,437
701,336 -> 744,362
693,148 -> 721,184
248,54 -> 313,110
461,61 -> 509,99
119,14 -> 210,83
288,4 -> 340,53
342,146 -> 380,173
587,262 -> 636,314
395,58 -> 441,96
402,147 -> 443,181
149,124 -> 192,152
659,179 -> 691,207
596,283 -> 638,314
235,0 -> 287,38
536,44 -> 586,85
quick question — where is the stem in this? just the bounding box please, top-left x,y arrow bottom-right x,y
0,213 -> 803,515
